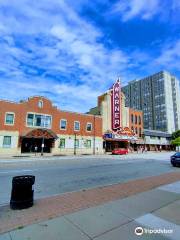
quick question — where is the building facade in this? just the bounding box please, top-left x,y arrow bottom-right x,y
122,71 -> 180,133
143,129 -> 172,151
89,80 -> 144,151
0,96 -> 103,155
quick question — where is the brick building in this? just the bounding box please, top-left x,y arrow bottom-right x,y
0,96 -> 103,155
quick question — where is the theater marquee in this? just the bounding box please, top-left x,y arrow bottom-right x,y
111,79 -> 121,130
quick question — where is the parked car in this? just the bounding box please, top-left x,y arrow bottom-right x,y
112,148 -> 128,155
171,152 -> 180,167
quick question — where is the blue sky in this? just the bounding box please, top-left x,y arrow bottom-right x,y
0,0 -> 180,112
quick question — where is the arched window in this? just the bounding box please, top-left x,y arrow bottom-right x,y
135,115 -> 137,124
38,100 -> 43,108
135,127 -> 138,134
139,128 -> 141,137
131,114 -> 134,123
139,116 -> 141,125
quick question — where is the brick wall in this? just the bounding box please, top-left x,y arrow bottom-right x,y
0,96 -> 102,137
129,108 -> 143,137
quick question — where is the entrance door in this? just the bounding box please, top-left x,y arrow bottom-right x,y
21,138 -> 54,153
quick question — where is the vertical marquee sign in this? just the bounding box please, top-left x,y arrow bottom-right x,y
111,79 -> 121,130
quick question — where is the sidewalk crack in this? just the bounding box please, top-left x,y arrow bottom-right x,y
64,216 -> 93,240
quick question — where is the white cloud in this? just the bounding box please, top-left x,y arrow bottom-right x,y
0,0 -> 179,113
0,0 -> 134,113
112,0 -> 161,21
155,40 -> 180,70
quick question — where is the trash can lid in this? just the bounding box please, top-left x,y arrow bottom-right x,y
12,175 -> 35,185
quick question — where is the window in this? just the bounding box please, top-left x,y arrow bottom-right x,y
74,121 -> 80,131
27,113 -> 34,126
60,119 -> 67,130
131,114 -> 134,123
3,136 -> 11,148
139,128 -> 141,137
135,127 -> 138,134
135,115 -> 137,124
139,116 -> 141,125
74,139 -> 79,148
38,100 -> 43,108
86,123 -> 92,131
5,113 -> 14,125
150,136 -> 156,139
27,113 -> 52,128
86,140 -> 91,148
59,139 -> 65,148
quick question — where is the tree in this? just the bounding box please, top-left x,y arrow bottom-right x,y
172,130 -> 180,140
171,137 -> 180,146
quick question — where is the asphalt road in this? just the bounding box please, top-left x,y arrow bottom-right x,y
0,152 -> 179,206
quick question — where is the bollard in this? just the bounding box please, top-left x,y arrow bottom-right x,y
10,175 -> 35,210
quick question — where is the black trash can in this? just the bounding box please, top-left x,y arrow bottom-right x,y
10,175 -> 35,210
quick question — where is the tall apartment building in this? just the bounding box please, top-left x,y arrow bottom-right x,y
122,71 -> 180,133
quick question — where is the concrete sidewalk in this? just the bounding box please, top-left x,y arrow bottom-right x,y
0,172 -> 180,240
0,151 -> 175,162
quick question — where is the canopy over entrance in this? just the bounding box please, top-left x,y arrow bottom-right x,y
22,128 -> 58,139
20,129 -> 58,153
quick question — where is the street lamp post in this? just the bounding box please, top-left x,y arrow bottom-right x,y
41,137 -> 44,156
74,133 -> 77,155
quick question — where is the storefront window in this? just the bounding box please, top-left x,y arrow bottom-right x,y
59,139 -> 65,148
3,136 -> 11,148
75,139 -> 79,148
86,140 -> 91,148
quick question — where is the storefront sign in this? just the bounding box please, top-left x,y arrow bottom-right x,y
112,79 -> 121,130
